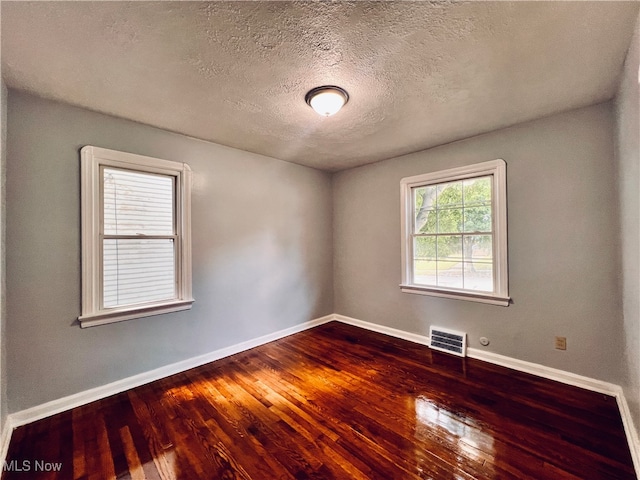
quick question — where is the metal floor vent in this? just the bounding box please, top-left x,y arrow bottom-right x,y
429,326 -> 467,357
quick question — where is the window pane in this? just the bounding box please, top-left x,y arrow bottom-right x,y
413,260 -> 437,287
414,236 -> 437,260
103,168 -> 174,235
464,235 -> 493,262
437,235 -> 462,262
437,261 -> 463,289
414,186 -> 437,233
463,261 -> 494,292
413,236 -> 436,286
103,239 -> 175,308
463,176 -> 492,207
463,206 -> 492,233
437,207 -> 463,234
435,235 -> 462,288
414,266 -> 437,286
437,181 -> 463,207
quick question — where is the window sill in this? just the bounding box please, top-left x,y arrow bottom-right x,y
78,299 -> 195,328
399,284 -> 510,306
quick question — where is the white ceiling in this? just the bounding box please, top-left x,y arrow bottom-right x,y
2,1 -> 639,172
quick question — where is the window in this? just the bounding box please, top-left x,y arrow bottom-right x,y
79,146 -> 193,327
400,159 -> 509,306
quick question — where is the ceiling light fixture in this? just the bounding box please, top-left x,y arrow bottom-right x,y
305,85 -> 349,117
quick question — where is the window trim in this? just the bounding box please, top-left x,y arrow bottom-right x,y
79,146 -> 194,327
399,159 -> 509,306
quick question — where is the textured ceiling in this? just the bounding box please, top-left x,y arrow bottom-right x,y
2,1 -> 639,171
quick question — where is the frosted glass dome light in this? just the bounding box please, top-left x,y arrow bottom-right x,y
305,86 -> 349,117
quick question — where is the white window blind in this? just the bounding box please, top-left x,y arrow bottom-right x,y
102,168 -> 176,308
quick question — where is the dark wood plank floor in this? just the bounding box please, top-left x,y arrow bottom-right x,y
2,321 -> 636,479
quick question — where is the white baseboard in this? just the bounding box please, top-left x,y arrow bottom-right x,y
335,313 -> 623,394
333,314 -> 432,346
466,347 -> 621,396
8,314 -> 335,429
0,418 -> 13,470
615,386 -> 640,477
333,314 -> 639,477
4,312 -> 639,478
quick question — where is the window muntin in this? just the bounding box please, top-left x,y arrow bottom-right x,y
79,146 -> 193,327
400,160 -> 509,306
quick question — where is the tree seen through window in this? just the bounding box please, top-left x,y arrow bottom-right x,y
412,176 -> 493,291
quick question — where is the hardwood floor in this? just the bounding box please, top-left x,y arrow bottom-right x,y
2,321 -> 636,479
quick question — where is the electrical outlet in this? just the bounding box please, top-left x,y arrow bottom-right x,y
555,336 -> 567,350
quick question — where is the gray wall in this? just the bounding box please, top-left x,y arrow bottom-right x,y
616,12 -> 640,439
6,90 -> 333,412
334,102 -> 624,383
4,86 -> 634,416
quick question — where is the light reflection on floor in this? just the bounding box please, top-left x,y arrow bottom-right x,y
414,395 -> 495,478
150,448 -> 177,480
162,357 -> 498,478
